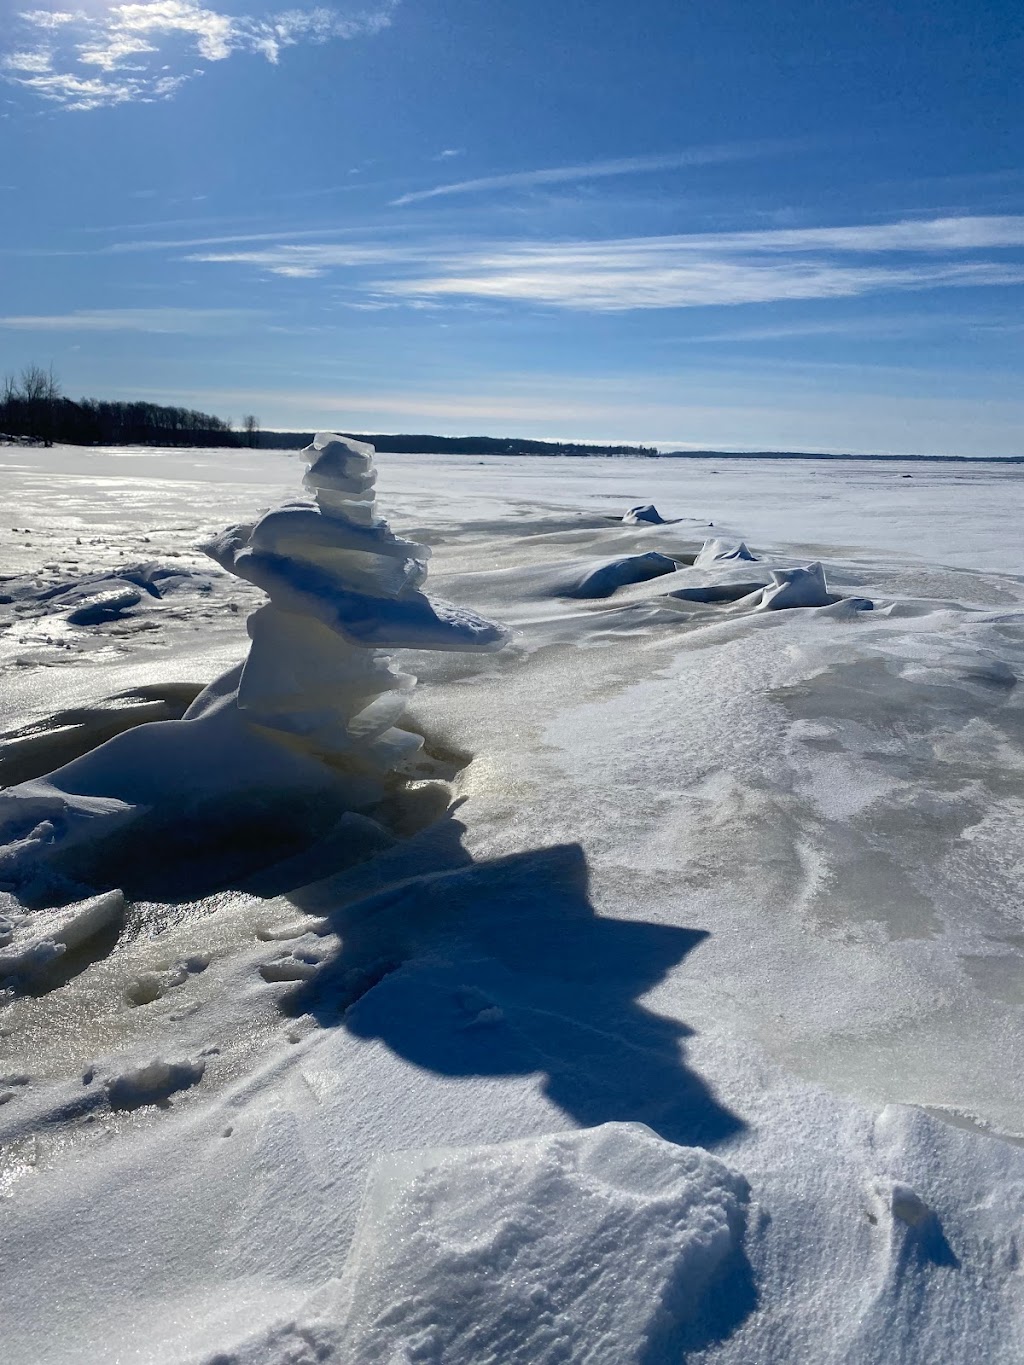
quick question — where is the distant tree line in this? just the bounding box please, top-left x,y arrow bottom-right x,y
0,364 -> 257,448
256,430 -> 660,457
1,362 -> 667,458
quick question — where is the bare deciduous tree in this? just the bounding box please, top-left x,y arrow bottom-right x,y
242,414 -> 260,448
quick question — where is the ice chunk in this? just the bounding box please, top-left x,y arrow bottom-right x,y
332,1122 -> 748,1364
622,503 -> 667,524
694,538 -> 757,567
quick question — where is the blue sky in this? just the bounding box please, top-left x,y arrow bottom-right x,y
1,0 -> 1023,453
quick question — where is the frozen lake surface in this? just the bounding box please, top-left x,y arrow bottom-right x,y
2,444 -> 1023,1364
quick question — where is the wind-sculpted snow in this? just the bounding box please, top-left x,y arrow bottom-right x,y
755,561 -> 833,610
0,433 -> 508,902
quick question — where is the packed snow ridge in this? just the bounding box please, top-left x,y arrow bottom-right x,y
0,433 -> 508,903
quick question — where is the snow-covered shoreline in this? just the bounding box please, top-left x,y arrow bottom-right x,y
2,443 -> 1023,1363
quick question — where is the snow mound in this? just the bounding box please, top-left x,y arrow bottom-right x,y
694,538 -> 757,567
563,551 -> 678,599
622,503 -> 667,524
195,431 -> 508,757
666,562 -> 872,616
332,1122 -> 747,1363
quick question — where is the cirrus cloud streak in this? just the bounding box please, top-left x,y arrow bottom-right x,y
184,214 -> 1024,312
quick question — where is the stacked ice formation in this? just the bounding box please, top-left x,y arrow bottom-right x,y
0,434 -> 509,898
193,431 -> 509,780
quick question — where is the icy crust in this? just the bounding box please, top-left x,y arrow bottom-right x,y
0,433 -> 508,897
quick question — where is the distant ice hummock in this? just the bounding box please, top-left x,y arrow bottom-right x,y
0,433 -> 508,903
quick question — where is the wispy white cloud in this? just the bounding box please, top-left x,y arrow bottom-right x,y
4,48 -> 54,74
674,311 -> 1024,344
183,214 -> 1024,310
0,306 -> 259,332
4,2 -> 396,110
390,143 -> 793,206
18,11 -> 78,30
187,241 -> 429,275
386,253 -> 1024,311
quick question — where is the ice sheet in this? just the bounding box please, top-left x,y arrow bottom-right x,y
2,443 -> 1024,1364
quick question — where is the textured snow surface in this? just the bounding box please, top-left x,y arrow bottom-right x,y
2,445 -> 1024,1364
337,1125 -> 744,1364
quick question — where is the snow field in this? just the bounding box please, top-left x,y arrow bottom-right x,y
1,444 -> 1023,1363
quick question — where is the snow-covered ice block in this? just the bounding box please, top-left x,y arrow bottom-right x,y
563,551 -> 678,599
332,1122 -> 748,1363
623,503 -> 667,525
694,538 -> 757,567
756,562 -> 832,611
